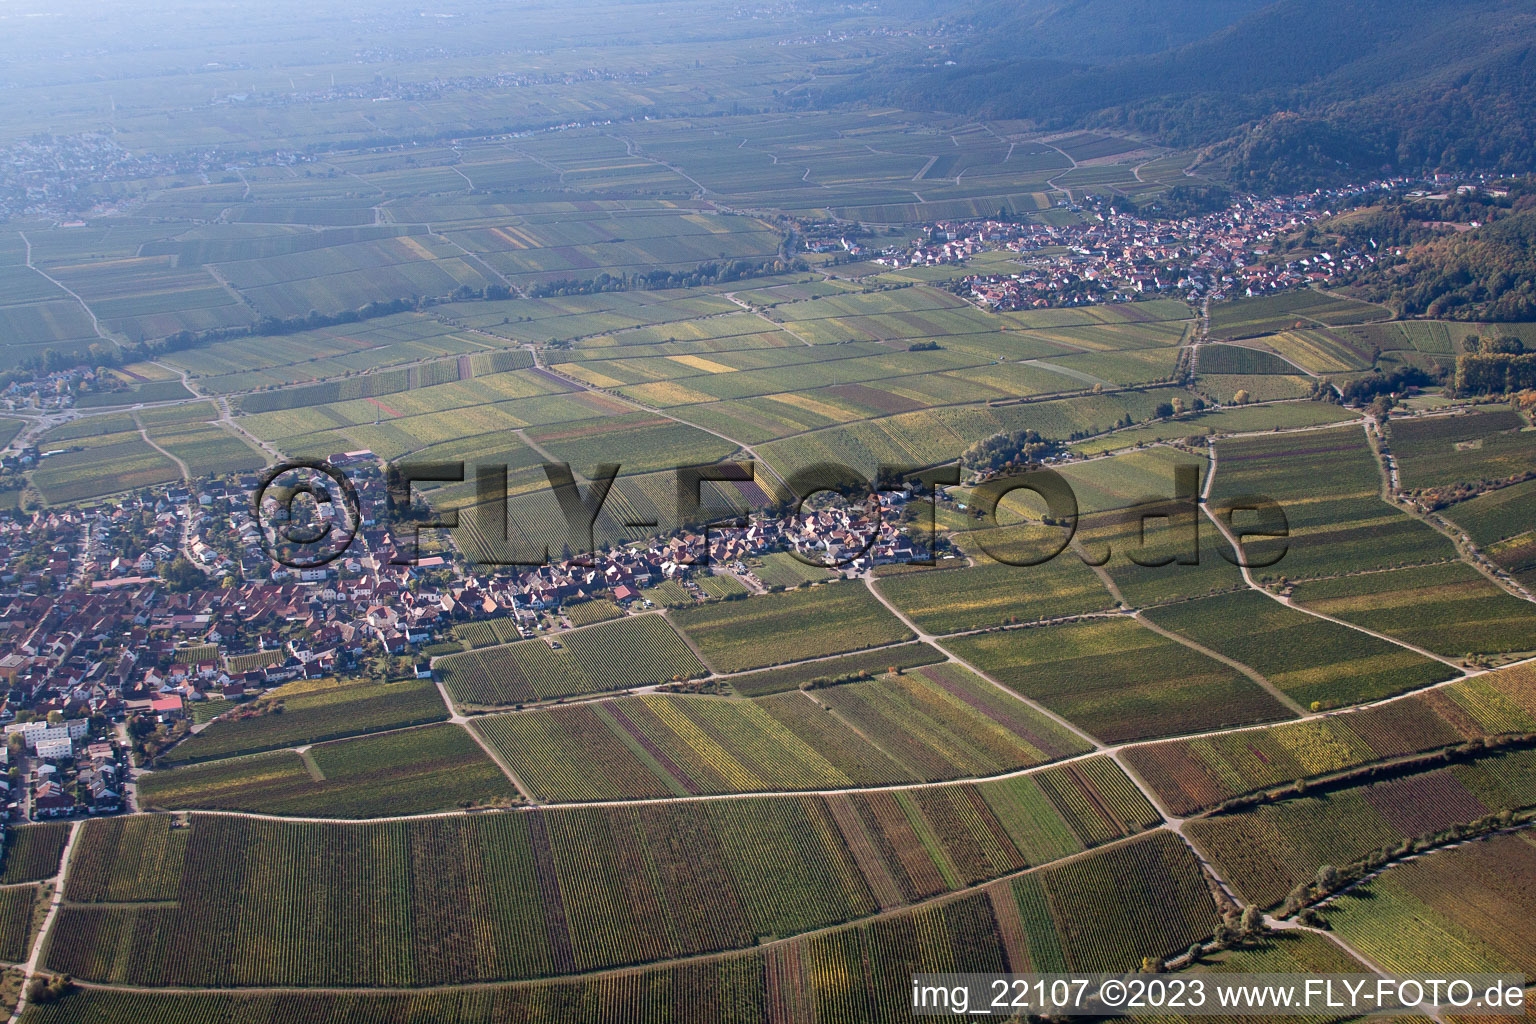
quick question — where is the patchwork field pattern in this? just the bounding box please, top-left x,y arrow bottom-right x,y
1142,589 -> 1455,709
0,823 -> 71,884
1320,831 -> 1536,977
1388,409 -> 1536,490
138,724 -> 516,817
437,614 -> 706,707
14,81 -> 1536,1024
945,617 -> 1292,743
1209,425 -> 1456,581
23,828 -> 1215,1024
478,666 -> 1089,801
1292,561 -> 1536,658
43,762 -> 1166,989
1124,662 -> 1536,815
1208,291 -> 1387,340
726,642 -> 946,697
158,678 -> 448,765
669,584 -> 914,673
1186,745 -> 1536,906
874,552 -> 1115,635
1443,479 -> 1536,581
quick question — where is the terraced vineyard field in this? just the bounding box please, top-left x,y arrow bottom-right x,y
874,552 -> 1115,635
479,668 -> 1090,801
143,419 -> 267,477
484,690 -> 916,799
20,829 -> 1224,1024
1169,928 -> 1370,980
727,641 -> 946,697
483,690 -> 920,799
806,663 -> 1090,780
29,429 -> 180,503
44,754 -> 1169,995
0,822 -> 72,883
1208,291 -> 1386,339
1195,343 -> 1299,374
450,615 -> 526,650
65,817 -> 189,903
0,883 -> 37,962
991,830 -> 1220,973
748,552 -> 837,588
1076,506 -> 1251,608
1442,478 -> 1536,580
562,599 -> 627,626
222,651 -> 287,676
1210,425 -> 1456,581
13,26 -> 1536,1019
1388,409 -> 1536,490
1069,402 -> 1360,456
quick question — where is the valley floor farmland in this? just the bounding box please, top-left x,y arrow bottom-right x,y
4,13 -> 1536,1020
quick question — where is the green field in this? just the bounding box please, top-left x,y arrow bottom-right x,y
1143,589 -> 1454,708
1186,745 -> 1536,906
478,687 -> 908,799
669,583 -> 914,673
1292,561 -> 1536,658
1208,291 -> 1387,339
1388,409 -> 1536,490
874,552 -> 1115,635
0,823 -> 72,884
8,16 -> 1536,1014
477,666 -> 1088,801
1442,478 -> 1536,580
158,678 -> 448,765
43,760 -> 1168,990
748,551 -> 836,588
139,724 -> 516,816
1069,402 -> 1360,455
1209,425 -> 1456,581
945,617 -> 1292,742
1125,661 -> 1536,815
1194,343 -> 1301,374
806,663 -> 1091,781
437,614 -> 706,707
0,884 -> 38,962
30,430 -> 180,503
25,825 -> 1209,1024
993,830 -> 1220,973
727,641 -> 946,696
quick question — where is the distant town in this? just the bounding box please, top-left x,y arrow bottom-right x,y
812,176 -> 1500,309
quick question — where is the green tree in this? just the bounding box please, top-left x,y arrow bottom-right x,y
159,556 -> 204,593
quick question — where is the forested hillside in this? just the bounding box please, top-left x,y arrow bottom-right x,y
1325,180 -> 1536,320
843,0 -> 1536,190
